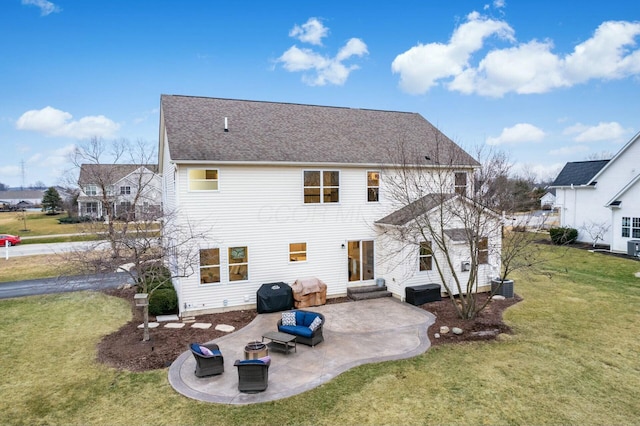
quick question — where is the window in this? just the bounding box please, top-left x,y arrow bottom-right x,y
200,248 -> 220,284
419,241 -> 433,271
477,237 -> 489,264
367,171 -> 380,202
189,169 -> 219,191
454,172 -> 467,196
289,242 -> 307,262
85,185 -> 97,196
120,186 -> 131,195
85,202 -> 98,214
229,246 -> 248,281
623,217 -> 640,238
304,170 -> 339,203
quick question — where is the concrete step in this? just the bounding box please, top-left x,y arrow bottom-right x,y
347,285 -> 392,301
347,284 -> 387,294
348,291 -> 392,301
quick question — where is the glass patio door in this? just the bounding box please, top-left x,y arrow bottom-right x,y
347,240 -> 374,282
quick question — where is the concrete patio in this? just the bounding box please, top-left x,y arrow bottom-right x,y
168,297 -> 435,405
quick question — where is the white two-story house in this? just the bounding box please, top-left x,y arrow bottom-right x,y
77,164 -> 162,221
158,94 -> 502,316
551,130 -> 640,253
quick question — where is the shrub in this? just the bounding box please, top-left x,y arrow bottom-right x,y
549,227 -> 578,245
58,216 -> 92,224
137,263 -> 173,290
148,288 -> 178,316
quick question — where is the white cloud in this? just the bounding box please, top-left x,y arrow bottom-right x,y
278,19 -> 368,86
563,122 -> 630,143
392,12 -> 640,97
486,123 -> 546,145
289,18 -> 328,46
21,0 -> 61,16
391,11 -> 515,94
549,145 -> 589,156
16,106 -> 120,139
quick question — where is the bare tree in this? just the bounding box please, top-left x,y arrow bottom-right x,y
64,137 -> 210,340
379,135 -> 543,319
580,220 -> 610,248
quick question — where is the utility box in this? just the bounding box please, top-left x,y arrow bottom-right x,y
491,278 -> 514,298
627,240 -> 640,257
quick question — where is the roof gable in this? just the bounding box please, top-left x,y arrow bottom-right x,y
78,164 -> 158,186
160,95 -> 479,167
374,193 -> 457,227
551,160 -> 609,187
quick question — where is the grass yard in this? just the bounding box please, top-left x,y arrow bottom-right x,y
0,254 -> 81,282
1,243 -> 639,424
0,211 -> 85,238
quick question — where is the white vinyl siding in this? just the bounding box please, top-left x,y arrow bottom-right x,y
173,165 -> 385,313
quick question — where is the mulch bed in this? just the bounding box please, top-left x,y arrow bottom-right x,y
97,287 -> 520,372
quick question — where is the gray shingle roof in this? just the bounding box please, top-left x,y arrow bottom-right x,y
78,164 -> 158,186
160,95 -> 480,167
551,160 -> 609,187
375,193 -> 457,226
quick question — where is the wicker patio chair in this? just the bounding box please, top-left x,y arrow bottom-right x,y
189,343 -> 224,377
234,358 -> 271,393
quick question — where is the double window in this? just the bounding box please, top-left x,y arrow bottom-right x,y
419,241 -> 433,271
85,185 -> 97,196
120,186 -> 131,195
367,171 -> 380,202
622,217 -> 640,238
189,169 -> 219,191
85,202 -> 98,214
303,170 -> 339,203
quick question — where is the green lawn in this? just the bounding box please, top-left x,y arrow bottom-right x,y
1,243 -> 639,425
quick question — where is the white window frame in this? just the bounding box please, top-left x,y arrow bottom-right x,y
85,185 -> 97,196
228,246 -> 249,282
289,242 -> 307,262
477,237 -> 489,264
419,241 -> 433,271
199,248 -> 221,285
303,170 -> 340,204
454,172 -> 467,196
188,168 -> 219,192
623,217 -> 640,238
367,170 -> 380,203
120,186 -> 131,195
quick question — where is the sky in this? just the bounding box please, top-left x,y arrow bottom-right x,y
1,0 -> 639,188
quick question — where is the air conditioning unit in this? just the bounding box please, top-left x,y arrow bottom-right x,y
628,240 -> 640,257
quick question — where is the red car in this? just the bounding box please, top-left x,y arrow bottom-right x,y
0,234 -> 21,246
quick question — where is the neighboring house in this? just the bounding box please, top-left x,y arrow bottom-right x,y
158,94 -> 502,316
551,130 -> 640,253
540,188 -> 556,210
77,164 -> 162,220
0,190 -> 46,208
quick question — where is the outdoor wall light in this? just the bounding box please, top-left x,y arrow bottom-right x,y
341,243 -> 345,249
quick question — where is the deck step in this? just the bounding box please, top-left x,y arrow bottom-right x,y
347,285 -> 392,301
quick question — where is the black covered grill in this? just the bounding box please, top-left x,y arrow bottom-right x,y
256,282 -> 294,314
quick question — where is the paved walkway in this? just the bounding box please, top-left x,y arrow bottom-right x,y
168,298 -> 435,405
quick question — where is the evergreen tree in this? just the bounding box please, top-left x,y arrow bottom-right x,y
42,187 -> 63,214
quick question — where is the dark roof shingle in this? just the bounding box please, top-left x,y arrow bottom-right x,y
551,160 -> 609,187
161,95 -> 479,167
